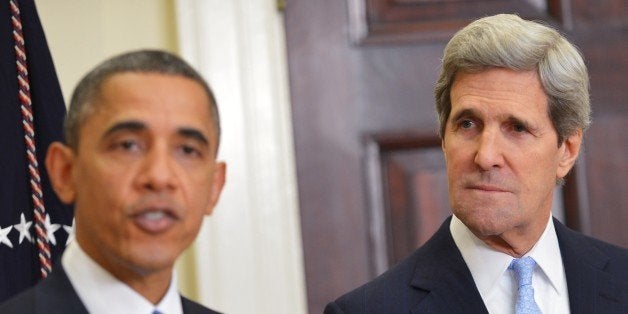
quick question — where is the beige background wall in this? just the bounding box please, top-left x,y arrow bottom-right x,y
36,0 -> 178,102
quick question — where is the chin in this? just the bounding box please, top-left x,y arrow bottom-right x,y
132,258 -> 176,275
466,220 -> 506,237
454,206 -> 514,237
125,248 -> 179,274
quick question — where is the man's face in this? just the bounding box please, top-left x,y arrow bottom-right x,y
55,72 -> 225,278
442,68 -> 580,243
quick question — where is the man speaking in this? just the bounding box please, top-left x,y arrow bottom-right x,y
0,50 -> 226,314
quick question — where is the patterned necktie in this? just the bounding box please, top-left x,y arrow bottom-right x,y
509,256 -> 542,314
152,310 -> 162,314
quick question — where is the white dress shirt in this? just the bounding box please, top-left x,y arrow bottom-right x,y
450,214 -> 570,314
62,241 -> 183,314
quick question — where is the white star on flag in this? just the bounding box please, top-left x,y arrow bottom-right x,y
63,218 -> 75,246
13,212 -> 33,244
44,214 -> 61,246
0,225 -> 13,248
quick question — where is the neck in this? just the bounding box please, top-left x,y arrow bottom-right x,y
120,267 -> 173,304
76,239 -> 174,304
475,215 -> 550,258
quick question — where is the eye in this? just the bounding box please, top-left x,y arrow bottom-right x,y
111,139 -> 141,152
182,145 -> 197,155
120,140 -> 138,150
178,144 -> 203,158
460,119 -> 475,129
512,123 -> 528,133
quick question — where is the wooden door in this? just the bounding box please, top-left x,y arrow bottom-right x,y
284,1 -> 627,312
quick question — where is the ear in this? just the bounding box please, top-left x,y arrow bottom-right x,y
204,162 -> 226,215
45,142 -> 77,204
556,130 -> 583,179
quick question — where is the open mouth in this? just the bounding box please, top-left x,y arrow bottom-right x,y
132,208 -> 179,234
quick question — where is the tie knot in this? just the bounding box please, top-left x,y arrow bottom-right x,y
509,256 -> 536,287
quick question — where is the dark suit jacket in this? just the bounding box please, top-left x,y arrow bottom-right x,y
325,216 -> 628,313
0,264 -> 220,314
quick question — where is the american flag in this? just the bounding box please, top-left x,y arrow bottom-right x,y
0,0 -> 73,303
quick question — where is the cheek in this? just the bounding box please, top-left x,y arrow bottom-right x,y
513,153 -> 558,204
444,146 -> 471,172
73,162 -> 133,220
180,171 -> 215,210
518,149 -> 558,180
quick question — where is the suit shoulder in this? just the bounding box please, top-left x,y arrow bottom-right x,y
588,236 -> 628,260
327,218 -> 456,313
0,286 -> 37,313
181,296 -> 221,314
326,248 -> 425,313
559,223 -> 628,259
0,271 -> 88,314
579,233 -> 628,273
557,222 -> 628,276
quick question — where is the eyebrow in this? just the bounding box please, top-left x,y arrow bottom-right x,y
449,108 -> 477,123
505,115 -> 539,133
178,128 -> 209,146
102,121 -> 210,146
102,120 -> 146,138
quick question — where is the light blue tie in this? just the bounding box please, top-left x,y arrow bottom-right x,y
509,257 -> 542,314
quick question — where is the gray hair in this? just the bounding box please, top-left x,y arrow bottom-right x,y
65,49 -> 220,151
434,14 -> 590,145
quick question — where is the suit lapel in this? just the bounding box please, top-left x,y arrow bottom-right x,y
409,217 -> 488,314
555,219 -> 621,314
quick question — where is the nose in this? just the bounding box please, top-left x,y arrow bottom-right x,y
137,144 -> 177,192
474,129 -> 505,171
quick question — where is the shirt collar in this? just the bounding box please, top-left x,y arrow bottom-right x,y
450,214 -> 566,299
525,215 -> 567,295
62,241 -> 183,314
